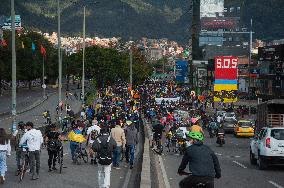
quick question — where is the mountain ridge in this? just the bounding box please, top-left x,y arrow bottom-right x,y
0,0 -> 283,44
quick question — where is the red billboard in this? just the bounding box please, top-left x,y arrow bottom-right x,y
201,17 -> 238,30
215,56 -> 238,80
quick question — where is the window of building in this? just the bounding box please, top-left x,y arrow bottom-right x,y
237,7 -> 241,12
230,7 -> 234,12
229,37 -> 233,41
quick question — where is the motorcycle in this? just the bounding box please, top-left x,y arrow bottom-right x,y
216,133 -> 225,147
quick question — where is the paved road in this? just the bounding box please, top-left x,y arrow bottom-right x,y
3,142 -> 130,188
0,90 -> 81,131
159,133 -> 284,188
0,87 -> 53,115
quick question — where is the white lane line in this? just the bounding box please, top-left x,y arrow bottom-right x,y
158,155 -> 171,188
232,160 -> 247,169
269,181 -> 283,188
63,153 -> 68,156
215,152 -> 222,156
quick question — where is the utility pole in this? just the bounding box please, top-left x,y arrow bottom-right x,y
57,0 -> 62,107
129,39 -> 133,89
11,0 -> 17,133
191,0 -> 201,90
82,5 -> 86,104
248,18 -> 253,116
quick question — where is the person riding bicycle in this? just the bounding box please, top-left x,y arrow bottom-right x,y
151,119 -> 164,148
19,122 -> 43,180
45,123 -> 62,172
178,132 -> 221,188
68,123 -> 86,162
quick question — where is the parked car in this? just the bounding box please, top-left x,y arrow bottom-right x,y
234,120 -> 255,137
222,119 -> 237,133
250,127 -> 284,170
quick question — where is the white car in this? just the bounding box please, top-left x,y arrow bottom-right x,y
250,127 -> 284,169
224,112 -> 237,121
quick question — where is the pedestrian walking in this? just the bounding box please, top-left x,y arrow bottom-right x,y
124,121 -> 138,169
13,121 -> 26,175
92,127 -> 117,188
111,120 -> 126,169
0,128 -> 11,184
45,124 -> 62,172
19,122 -> 43,180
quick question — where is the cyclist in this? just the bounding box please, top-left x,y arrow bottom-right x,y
68,123 -> 86,163
178,132 -> 221,188
19,122 -> 43,180
45,123 -> 62,172
151,119 -> 164,150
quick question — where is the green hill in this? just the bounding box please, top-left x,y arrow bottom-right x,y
0,0 -> 283,43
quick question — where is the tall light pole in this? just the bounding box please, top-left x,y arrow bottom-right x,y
248,18 -> 253,116
82,5 -> 86,104
11,0 -> 17,132
57,0 -> 62,107
129,40 -> 133,89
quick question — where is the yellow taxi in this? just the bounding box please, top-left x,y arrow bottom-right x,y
234,120 -> 255,137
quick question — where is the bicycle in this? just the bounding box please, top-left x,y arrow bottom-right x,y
57,145 -> 64,173
152,133 -> 163,155
73,143 -> 88,165
19,150 -> 29,182
179,171 -> 207,188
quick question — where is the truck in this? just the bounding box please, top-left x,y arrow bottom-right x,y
256,99 -> 284,131
250,99 -> 284,170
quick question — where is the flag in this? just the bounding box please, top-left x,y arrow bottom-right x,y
0,39 -> 7,47
32,42 -> 36,52
40,45 -> 46,57
21,41 -> 24,49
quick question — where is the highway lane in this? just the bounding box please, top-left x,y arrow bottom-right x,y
159,133 -> 284,188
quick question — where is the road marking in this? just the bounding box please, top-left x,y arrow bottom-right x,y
269,181 -> 283,188
215,152 -> 222,156
158,155 -> 171,188
63,153 -> 68,156
232,160 -> 247,169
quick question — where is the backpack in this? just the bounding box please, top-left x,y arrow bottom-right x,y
97,136 -> 112,165
90,129 -> 99,140
47,139 -> 60,151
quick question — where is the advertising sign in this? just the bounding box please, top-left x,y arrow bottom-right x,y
215,56 -> 238,80
201,17 -> 238,30
2,15 -> 22,30
214,56 -> 238,102
175,60 -> 188,83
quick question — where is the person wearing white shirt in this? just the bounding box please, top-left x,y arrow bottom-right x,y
0,128 -> 11,184
19,122 -> 43,180
87,120 -> 101,165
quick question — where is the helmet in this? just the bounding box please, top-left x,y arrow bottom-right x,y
187,131 -> 204,141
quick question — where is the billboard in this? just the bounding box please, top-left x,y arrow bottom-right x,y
2,15 -> 22,30
200,0 -> 224,18
215,56 -> 238,80
175,60 -> 189,83
214,56 -> 238,102
201,17 -> 238,30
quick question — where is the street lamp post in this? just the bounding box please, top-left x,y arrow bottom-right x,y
129,41 -> 133,89
82,5 -> 86,104
11,0 -> 17,132
248,19 -> 253,116
58,0 -> 62,108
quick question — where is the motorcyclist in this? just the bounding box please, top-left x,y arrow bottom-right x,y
178,132 -> 221,188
